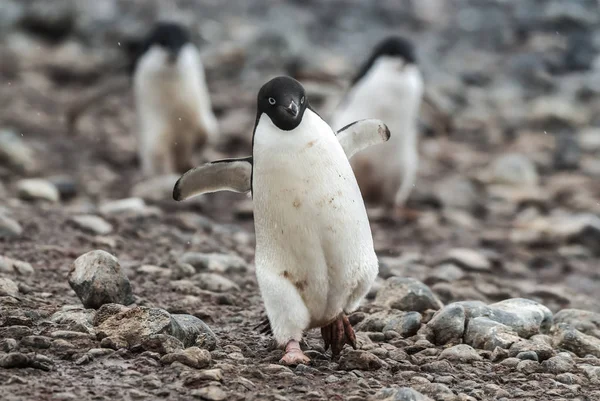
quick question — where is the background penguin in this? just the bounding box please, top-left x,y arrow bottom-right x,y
133,22 -> 219,176
173,76 -> 390,365
330,36 -> 424,216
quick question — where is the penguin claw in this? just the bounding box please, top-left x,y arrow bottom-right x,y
320,314 -> 357,358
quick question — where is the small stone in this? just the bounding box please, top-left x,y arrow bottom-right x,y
553,323 -> 600,358
70,215 -> 113,235
50,306 -> 96,334
16,178 -> 60,202
47,175 -> 77,201
20,336 -> 52,349
508,339 -> 555,362
181,369 -> 223,386
0,214 -> 23,238
490,347 -> 509,362
170,314 -> 217,348
0,255 -> 33,276
338,350 -> 384,371
190,386 -> 227,401
141,334 -> 184,355
0,277 -> 19,297
515,351 -> 538,361
99,198 -> 157,217
68,250 -> 134,309
541,352 -> 574,374
442,248 -> 491,272
489,153 -> 538,186
516,359 -> 539,374
50,331 -> 92,340
556,373 -> 579,385
0,338 -> 18,352
137,264 -> 171,278
499,357 -> 521,368
194,273 -> 240,292
439,344 -> 482,363
161,347 -> 211,369
464,317 -> 521,351
375,278 -> 443,313
381,311 -> 422,337
421,304 -> 466,346
179,252 -> 248,273
553,309 -> 600,339
171,263 -> 196,280
424,264 -> 465,285
371,387 -> 434,400
0,129 -> 36,173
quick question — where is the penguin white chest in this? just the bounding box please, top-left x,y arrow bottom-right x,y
252,111 -> 377,326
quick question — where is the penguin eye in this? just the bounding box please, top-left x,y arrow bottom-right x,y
268,97 -> 276,105
300,96 -> 305,105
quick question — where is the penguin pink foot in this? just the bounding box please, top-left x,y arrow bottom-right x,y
321,314 -> 357,357
279,340 -> 310,366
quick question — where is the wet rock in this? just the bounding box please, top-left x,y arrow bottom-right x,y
68,250 -> 134,309
20,335 -> 52,349
0,277 -> 19,297
375,278 -> 443,313
0,352 -> 53,371
442,248 -> 491,272
190,385 -> 227,400
371,387 -> 433,401
489,153 -> 538,187
179,252 -> 248,273
439,344 -> 482,363
0,255 -> 34,276
421,304 -> 466,346
141,334 -> 184,355
554,309 -> 600,339
338,350 -> 384,371
170,314 -> 217,348
161,347 -> 211,369
553,323 -> 600,358
70,215 -> 113,235
50,306 -> 96,334
508,339 -> 554,362
16,179 -> 60,202
194,273 -> 240,292
0,129 -> 36,173
96,307 -> 172,347
464,317 -> 521,351
0,213 -> 23,238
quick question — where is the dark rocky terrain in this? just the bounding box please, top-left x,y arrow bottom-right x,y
1,0 -> 600,400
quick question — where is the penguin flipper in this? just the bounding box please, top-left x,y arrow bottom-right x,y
335,119 -> 391,160
173,156 -> 253,201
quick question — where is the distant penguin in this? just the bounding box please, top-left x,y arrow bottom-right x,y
331,36 -> 424,212
132,22 -> 219,176
173,76 -> 390,365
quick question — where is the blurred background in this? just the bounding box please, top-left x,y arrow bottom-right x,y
1,0 -> 600,318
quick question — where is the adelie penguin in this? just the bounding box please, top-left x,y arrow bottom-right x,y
173,76 -> 390,365
330,36 -> 424,215
133,22 -> 219,176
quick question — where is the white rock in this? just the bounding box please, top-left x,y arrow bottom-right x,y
70,215 -> 113,235
16,179 -> 59,202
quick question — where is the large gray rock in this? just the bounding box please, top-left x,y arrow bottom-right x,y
370,387 -> 433,401
420,303 -> 466,346
96,307 -> 172,347
375,278 -> 443,313
553,309 -> 600,339
464,317 -> 521,351
553,323 -> 600,358
68,250 -> 134,309
0,213 -> 23,238
179,252 -> 248,273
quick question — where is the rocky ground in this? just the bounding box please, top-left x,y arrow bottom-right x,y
1,0 -> 600,400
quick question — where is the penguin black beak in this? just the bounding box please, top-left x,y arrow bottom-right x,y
284,101 -> 299,118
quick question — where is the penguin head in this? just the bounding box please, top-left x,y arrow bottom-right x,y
257,76 -> 308,131
352,36 -> 417,85
142,22 -> 191,64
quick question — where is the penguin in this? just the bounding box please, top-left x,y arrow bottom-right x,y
330,36 -> 424,213
132,22 -> 219,176
173,76 -> 390,365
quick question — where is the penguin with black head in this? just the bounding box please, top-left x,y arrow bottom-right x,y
133,22 -> 219,176
331,36 -> 424,216
174,76 -> 390,365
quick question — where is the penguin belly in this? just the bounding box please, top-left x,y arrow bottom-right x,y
252,111 -> 378,345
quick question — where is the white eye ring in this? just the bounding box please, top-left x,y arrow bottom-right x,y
268,97 -> 276,105
300,96 -> 305,105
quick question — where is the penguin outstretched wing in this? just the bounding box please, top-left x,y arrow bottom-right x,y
335,119 -> 391,160
173,157 -> 253,201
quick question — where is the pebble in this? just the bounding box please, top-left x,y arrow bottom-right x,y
489,153 -> 539,187
420,303 -> 466,346
0,277 -> 19,297
161,347 -> 211,369
179,252 -> 248,273
553,323 -> 600,358
171,262 -> 196,280
0,255 -> 34,275
137,264 -> 171,278
0,129 -> 36,173
194,273 -> 240,292
375,277 -> 443,313
439,344 -> 482,363
16,178 -> 60,202
382,311 -> 423,337
338,350 -> 385,371
170,314 -> 217,348
99,197 -> 159,217
70,215 -> 113,235
371,387 -> 434,400
68,250 -> 134,309
0,326 -> 32,340
464,317 -> 520,350
181,369 -> 223,386
0,213 -> 23,238
190,386 -> 227,401
93,303 -> 130,326
47,175 -> 78,201
516,359 -> 539,374
508,339 -> 554,362
515,351 -> 538,361
442,248 -> 491,272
